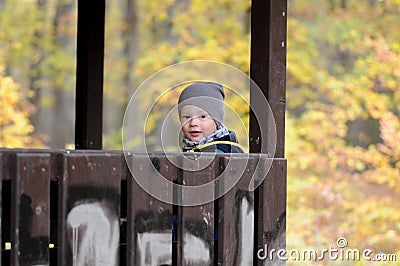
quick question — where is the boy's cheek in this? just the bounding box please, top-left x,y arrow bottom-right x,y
181,127 -> 190,139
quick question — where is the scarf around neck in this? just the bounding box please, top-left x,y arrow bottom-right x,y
182,123 -> 230,151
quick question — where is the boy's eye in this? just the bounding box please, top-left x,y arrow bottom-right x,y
181,114 -> 210,122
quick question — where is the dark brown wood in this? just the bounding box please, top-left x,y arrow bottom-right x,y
0,150 -> 287,265
268,0 -> 287,158
0,151 -> 13,264
0,149 -> 15,181
11,154 -> 51,266
127,154 -> 176,265
59,153 -> 123,265
250,0 -> 287,157
180,154 -> 216,265
256,159 -> 286,265
217,155 -> 256,265
0,153 -> 2,263
75,0 -> 105,150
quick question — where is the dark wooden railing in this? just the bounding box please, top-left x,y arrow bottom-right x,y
0,149 -> 286,265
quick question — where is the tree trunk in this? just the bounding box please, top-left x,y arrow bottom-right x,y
29,0 -> 47,125
125,0 -> 138,94
50,0 -> 75,147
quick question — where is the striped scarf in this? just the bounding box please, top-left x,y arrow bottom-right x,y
182,123 -> 230,151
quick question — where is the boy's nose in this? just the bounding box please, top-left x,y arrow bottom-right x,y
189,117 -> 199,125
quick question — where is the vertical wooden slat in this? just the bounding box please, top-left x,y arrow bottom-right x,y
11,154 -> 51,266
127,154 -> 176,265
256,159 -> 287,265
180,154 -> 216,265
49,151 -> 64,264
59,153 -> 122,265
0,153 -> 3,263
218,155 -> 256,265
1,151 -> 13,265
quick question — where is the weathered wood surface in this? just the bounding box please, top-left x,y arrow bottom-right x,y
217,155 -> 256,265
257,159 -> 287,266
250,0 -> 287,157
60,153 -> 123,265
0,150 -> 286,265
127,154 -> 175,265
11,154 -> 51,266
180,156 -> 217,265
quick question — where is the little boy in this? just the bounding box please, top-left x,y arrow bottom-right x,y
178,81 -> 244,153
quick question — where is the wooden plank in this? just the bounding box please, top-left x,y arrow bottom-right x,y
256,159 -> 286,265
59,153 -> 123,265
75,0 -> 105,149
217,155 -> 257,265
179,154 -> 217,265
249,0 -> 287,156
0,149 -> 15,181
0,153 -> 2,263
49,151 -> 64,264
127,154 -> 176,265
249,0 -> 271,154
268,0 -> 287,158
11,153 -> 51,266
0,148 -> 66,181
0,151 -> 12,264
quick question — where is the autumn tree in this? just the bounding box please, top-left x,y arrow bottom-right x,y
286,0 -> 400,262
0,0 -> 76,148
1,0 -> 399,262
0,65 -> 45,148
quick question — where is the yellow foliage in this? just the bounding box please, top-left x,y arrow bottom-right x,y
287,0 -> 400,258
0,65 -> 44,148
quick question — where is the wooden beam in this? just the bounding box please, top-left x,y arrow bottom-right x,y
250,1 -> 287,265
75,0 -> 105,149
249,0 -> 287,157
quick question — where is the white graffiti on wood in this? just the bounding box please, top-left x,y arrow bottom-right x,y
183,232 -> 211,265
136,232 -> 211,265
240,197 -> 254,265
67,202 -> 120,266
136,232 -> 172,265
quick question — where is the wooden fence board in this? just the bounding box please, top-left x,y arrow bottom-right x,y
59,153 -> 123,265
0,153 -> 3,263
127,154 -> 176,265
0,150 -> 286,265
180,154 -> 217,266
217,155 -> 257,265
0,150 -> 14,181
256,158 -> 287,265
11,154 -> 51,266
0,151 -> 12,265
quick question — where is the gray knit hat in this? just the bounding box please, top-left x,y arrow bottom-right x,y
178,82 -> 225,123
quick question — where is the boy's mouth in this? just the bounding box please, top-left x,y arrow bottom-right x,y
189,131 -> 201,137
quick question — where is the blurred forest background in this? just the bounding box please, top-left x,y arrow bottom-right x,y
1,0 -> 399,264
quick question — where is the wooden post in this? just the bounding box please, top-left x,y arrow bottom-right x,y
75,0 -> 106,150
249,0 -> 287,156
250,0 -> 287,265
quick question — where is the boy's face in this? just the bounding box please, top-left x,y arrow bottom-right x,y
180,105 -> 217,141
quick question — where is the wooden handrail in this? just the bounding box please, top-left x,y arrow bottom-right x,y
0,149 -> 286,265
